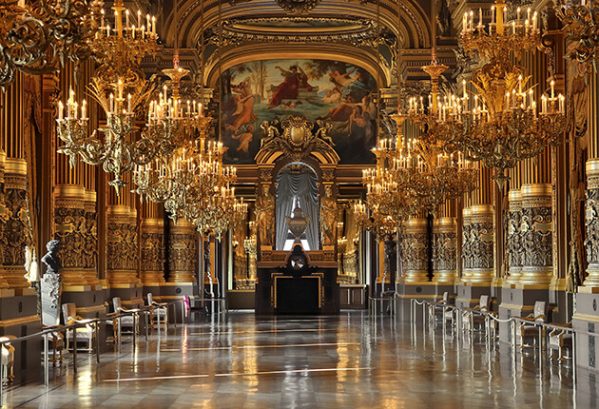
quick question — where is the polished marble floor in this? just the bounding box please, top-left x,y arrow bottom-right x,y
5,312 -> 597,408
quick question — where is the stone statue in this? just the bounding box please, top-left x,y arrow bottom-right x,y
320,184 -> 337,247
256,184 -> 274,247
41,239 -> 60,275
40,239 -> 61,326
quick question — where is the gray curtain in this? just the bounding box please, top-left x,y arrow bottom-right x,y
275,169 -> 320,250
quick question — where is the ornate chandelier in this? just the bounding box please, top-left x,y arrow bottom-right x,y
442,0 -> 567,186
56,1 -> 204,190
556,0 -> 599,64
0,0 -> 102,86
406,61 -> 478,212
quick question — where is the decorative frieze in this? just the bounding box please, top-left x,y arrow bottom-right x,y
462,205 -> 494,284
433,217 -> 457,284
400,217 -> 428,283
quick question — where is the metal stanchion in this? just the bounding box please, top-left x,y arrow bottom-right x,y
43,334 -> 49,385
95,323 -> 100,364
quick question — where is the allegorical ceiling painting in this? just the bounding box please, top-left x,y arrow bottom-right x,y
220,59 -> 378,165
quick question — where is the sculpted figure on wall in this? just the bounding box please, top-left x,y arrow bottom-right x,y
320,184 -> 336,247
256,183 -> 274,247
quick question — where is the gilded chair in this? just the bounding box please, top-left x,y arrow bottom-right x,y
62,303 -> 95,352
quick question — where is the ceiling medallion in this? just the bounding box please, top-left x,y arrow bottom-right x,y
276,0 -> 320,14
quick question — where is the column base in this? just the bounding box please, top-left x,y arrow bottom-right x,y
455,283 -> 492,309
498,287 -> 550,343
573,292 -> 599,371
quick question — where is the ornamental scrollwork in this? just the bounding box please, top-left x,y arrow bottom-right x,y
464,222 -> 494,270
276,0 -> 320,14
0,188 -> 30,266
169,234 -> 196,273
54,207 -> 87,269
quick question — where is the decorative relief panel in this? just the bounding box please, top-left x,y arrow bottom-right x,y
462,206 -> 494,283
141,232 -> 164,273
1,187 -> 30,267
168,233 -> 196,274
106,222 -> 138,272
433,231 -> 456,272
520,206 -> 553,268
83,205 -> 98,270
506,191 -> 523,280
399,219 -> 428,282
54,207 -> 87,269
585,174 -> 599,268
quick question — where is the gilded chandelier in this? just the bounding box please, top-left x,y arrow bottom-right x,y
442,0 -> 567,186
556,0 -> 599,64
56,1 -> 204,190
0,0 -> 102,86
406,61 -> 478,212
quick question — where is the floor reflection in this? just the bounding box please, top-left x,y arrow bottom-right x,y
4,311 -> 597,408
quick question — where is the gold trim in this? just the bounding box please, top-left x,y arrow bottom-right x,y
3,158 -> 27,176
0,314 -> 40,328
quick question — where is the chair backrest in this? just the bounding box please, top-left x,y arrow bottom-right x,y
147,293 -> 154,306
533,301 -> 546,323
112,297 -> 122,312
479,295 -> 490,312
442,292 -> 449,304
62,303 -> 77,324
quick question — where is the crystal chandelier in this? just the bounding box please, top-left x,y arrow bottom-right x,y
556,0 -> 599,64
56,1 -> 204,190
442,0 -> 567,186
0,0 -> 102,86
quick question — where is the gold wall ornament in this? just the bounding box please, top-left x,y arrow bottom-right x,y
0,0 -> 103,87
105,205 -> 138,286
276,0 -> 320,14
168,220 -> 196,283
556,0 -> 599,65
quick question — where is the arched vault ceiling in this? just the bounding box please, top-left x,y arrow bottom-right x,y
165,0 -> 432,50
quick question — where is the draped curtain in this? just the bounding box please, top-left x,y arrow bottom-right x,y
275,169 -> 320,250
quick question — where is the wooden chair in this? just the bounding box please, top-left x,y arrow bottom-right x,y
463,295 -> 491,333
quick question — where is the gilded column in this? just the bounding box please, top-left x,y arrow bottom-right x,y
400,217 -> 428,284
0,73 -> 33,290
506,188 -> 523,284
433,218 -> 457,284
168,219 -> 196,283
519,183 -> 553,286
141,202 -> 165,288
106,174 -> 140,299
461,165 -> 494,285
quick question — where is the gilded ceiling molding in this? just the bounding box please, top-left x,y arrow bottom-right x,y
166,0 -> 431,50
203,44 -> 392,88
